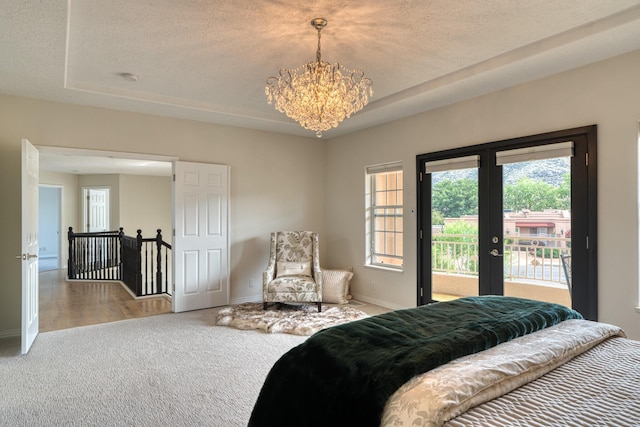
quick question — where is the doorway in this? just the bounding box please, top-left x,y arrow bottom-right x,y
36,148 -> 176,334
34,148 -> 230,328
38,185 -> 62,272
83,187 -> 110,232
417,126 -> 597,320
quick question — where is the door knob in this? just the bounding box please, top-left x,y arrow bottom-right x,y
490,249 -> 503,257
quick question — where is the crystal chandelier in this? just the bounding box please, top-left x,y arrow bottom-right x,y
266,18 -> 373,138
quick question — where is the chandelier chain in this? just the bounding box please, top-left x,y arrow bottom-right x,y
316,24 -> 322,63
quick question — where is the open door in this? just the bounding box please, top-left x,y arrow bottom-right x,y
21,139 -> 39,354
173,161 -> 229,312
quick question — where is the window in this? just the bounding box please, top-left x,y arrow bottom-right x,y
366,162 -> 403,269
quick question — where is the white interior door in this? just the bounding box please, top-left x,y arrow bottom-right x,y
86,188 -> 109,232
173,161 -> 229,312
21,139 -> 39,354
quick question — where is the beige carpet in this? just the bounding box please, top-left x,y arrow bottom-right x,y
0,309 -> 307,426
216,302 -> 369,335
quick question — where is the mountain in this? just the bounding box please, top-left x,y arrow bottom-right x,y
430,157 -> 570,186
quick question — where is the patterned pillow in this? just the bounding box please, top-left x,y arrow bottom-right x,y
322,268 -> 354,304
276,261 -> 312,277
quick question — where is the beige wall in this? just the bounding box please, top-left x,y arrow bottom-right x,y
0,147 -> 20,336
0,95 -> 325,337
326,49 -> 640,339
119,175 -> 171,240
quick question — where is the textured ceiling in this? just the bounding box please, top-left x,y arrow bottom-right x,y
3,1 -> 640,172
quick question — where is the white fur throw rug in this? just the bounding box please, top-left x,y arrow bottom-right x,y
216,302 -> 369,335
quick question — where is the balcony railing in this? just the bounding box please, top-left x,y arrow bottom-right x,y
432,234 -> 571,286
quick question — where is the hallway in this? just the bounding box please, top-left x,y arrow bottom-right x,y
39,269 -> 172,332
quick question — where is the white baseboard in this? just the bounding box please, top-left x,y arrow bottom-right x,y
0,329 -> 20,339
229,295 -> 262,305
349,293 -> 405,311
66,279 -> 171,301
228,294 -> 405,309
118,282 -> 172,301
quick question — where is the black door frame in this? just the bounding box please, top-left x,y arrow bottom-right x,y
416,125 -> 597,320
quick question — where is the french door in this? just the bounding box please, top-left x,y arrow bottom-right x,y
417,126 -> 597,320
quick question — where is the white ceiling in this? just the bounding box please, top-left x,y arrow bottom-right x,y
37,147 -> 174,177
4,1 -> 640,173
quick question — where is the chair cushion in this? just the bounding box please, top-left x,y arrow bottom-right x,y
276,261 -> 312,278
268,275 -> 318,293
322,268 -> 354,304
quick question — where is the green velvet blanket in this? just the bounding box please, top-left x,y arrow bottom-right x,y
248,296 -> 582,427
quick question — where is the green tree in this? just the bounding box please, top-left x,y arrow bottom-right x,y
432,209 -> 445,225
432,221 -> 478,273
503,177 -> 558,211
440,221 -> 478,238
432,178 -> 478,218
556,173 -> 571,210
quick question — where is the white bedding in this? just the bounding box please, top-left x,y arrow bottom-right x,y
444,336 -> 640,426
381,320 -> 630,427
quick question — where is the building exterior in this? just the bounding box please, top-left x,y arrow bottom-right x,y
442,209 -> 571,247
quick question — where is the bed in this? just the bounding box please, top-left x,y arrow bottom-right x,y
248,296 -> 640,427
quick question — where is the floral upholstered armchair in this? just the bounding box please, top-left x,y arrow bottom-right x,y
263,231 -> 322,312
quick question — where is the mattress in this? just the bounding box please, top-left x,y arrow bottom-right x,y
382,319 -> 639,427
444,336 -> 640,426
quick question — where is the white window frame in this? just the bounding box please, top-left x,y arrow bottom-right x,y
365,162 -> 404,271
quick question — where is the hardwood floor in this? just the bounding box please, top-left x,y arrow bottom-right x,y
39,269 -> 172,332
38,269 -> 392,333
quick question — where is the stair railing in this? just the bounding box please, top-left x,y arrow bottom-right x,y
67,228 -> 121,280
68,227 -> 172,297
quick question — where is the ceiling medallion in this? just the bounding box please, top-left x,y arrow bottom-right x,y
265,18 -> 373,138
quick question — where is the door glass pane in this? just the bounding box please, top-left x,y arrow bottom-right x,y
502,157 -> 572,307
431,168 -> 479,301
